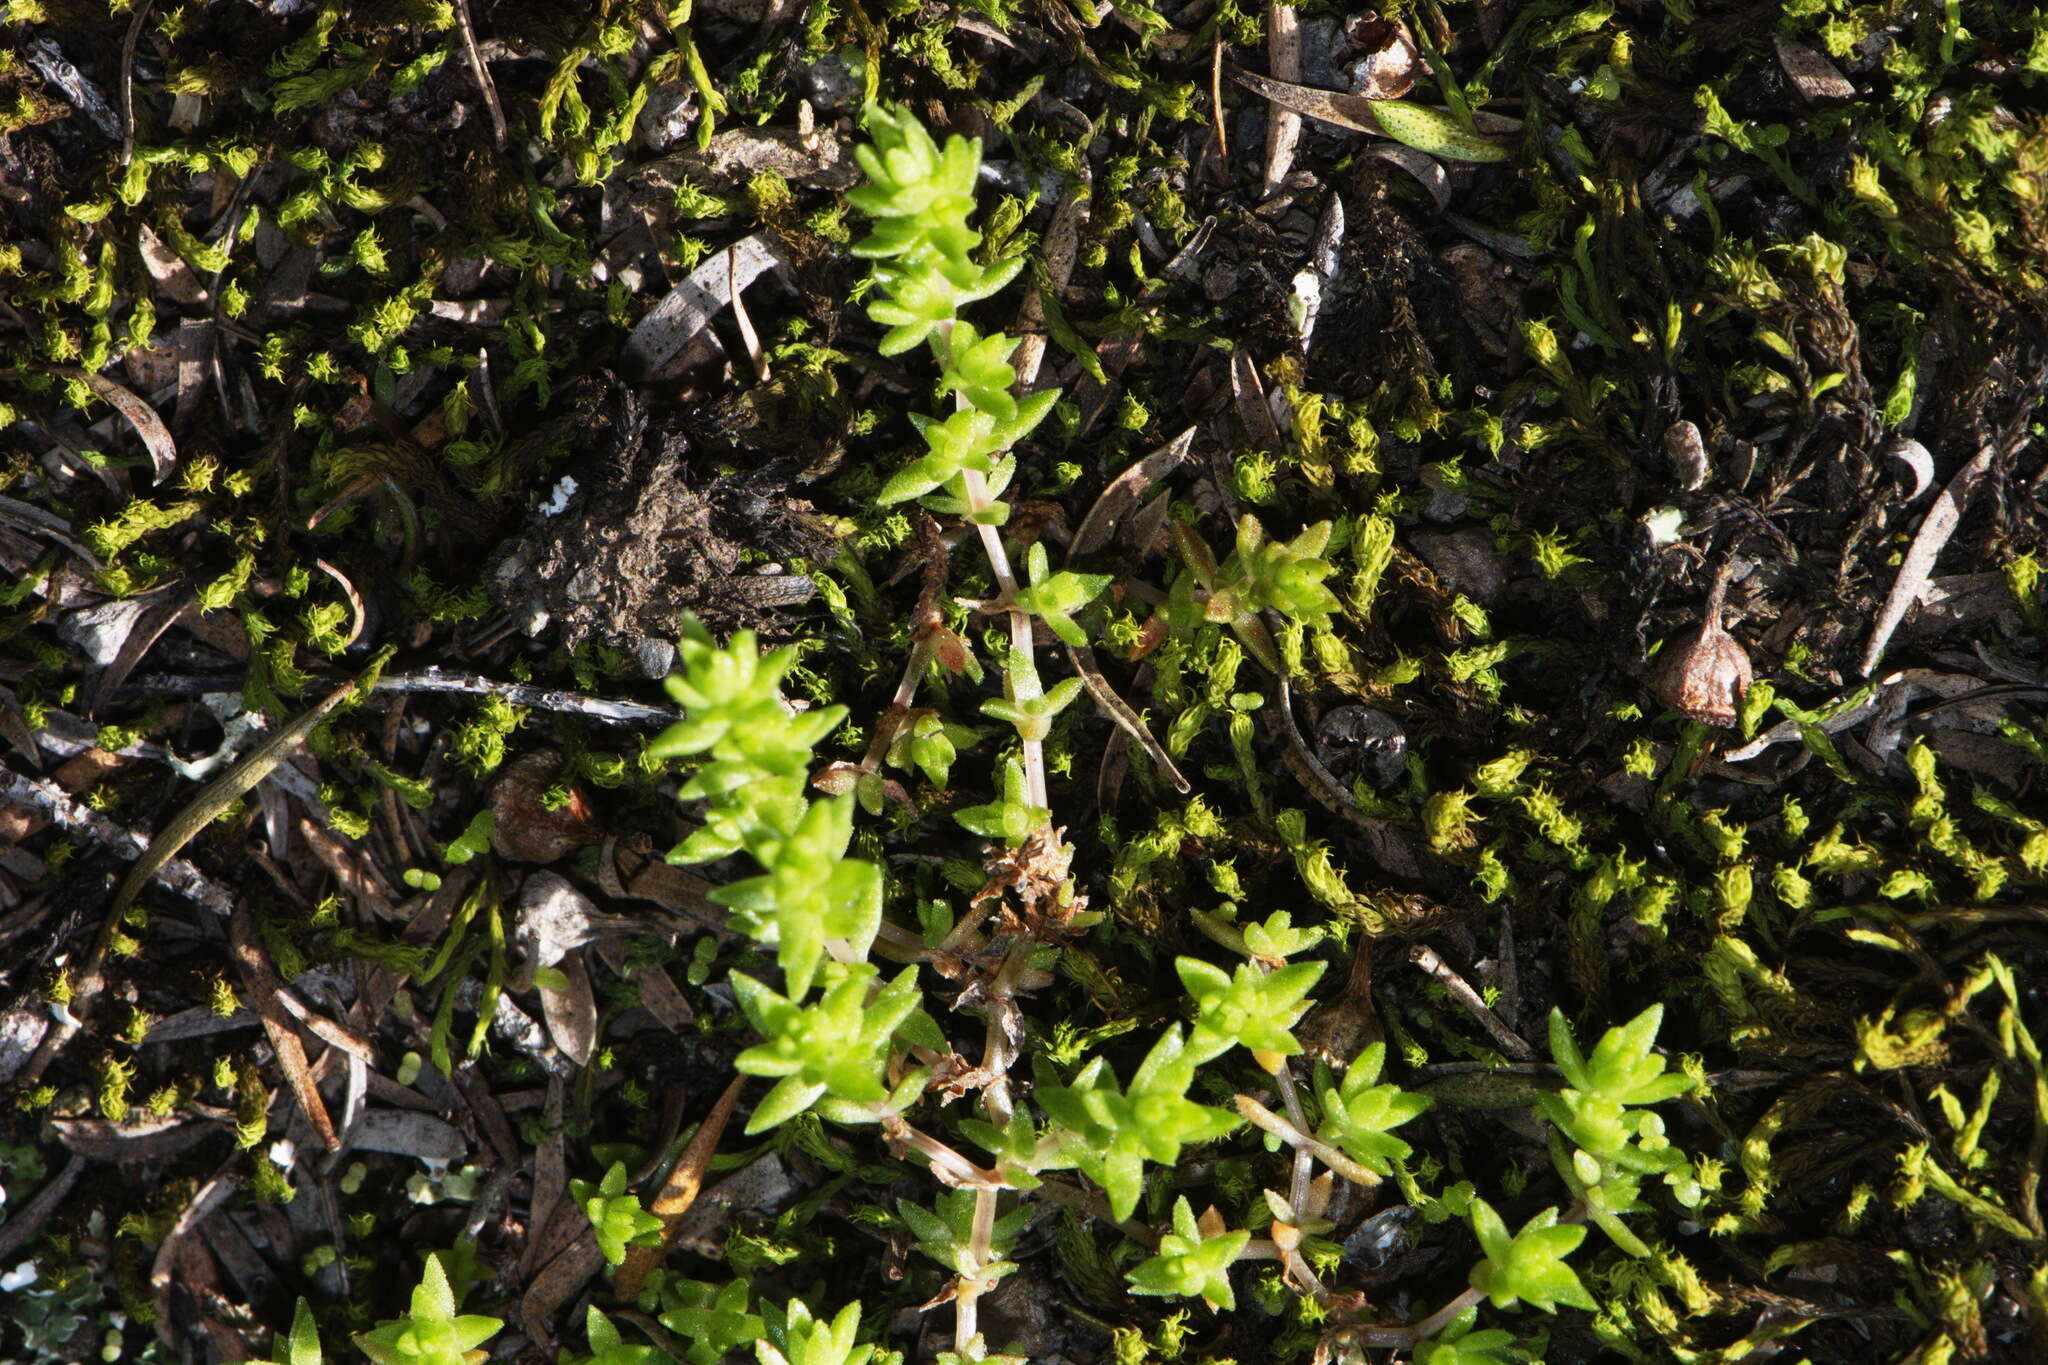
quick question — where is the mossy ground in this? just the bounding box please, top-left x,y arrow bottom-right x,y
3,1 -> 2048,1362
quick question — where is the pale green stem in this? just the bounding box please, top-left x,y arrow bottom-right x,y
1235,1093 -> 1385,1190
934,315 -> 1049,817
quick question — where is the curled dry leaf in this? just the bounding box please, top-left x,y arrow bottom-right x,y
1366,142 -> 1451,212
490,750 -> 601,863
52,366 -> 178,484
1064,429 -> 1197,794
1882,434 -> 1934,503
1664,420 -> 1709,491
1230,66 -> 1516,163
1861,444 -> 1994,677
1344,15 -> 1423,101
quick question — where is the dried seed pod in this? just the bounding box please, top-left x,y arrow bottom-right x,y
1651,561 -> 1753,728
489,750 -> 601,863
1663,420 -> 1710,491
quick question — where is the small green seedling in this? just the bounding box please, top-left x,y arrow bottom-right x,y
756,1297 -> 877,1365
1466,1198 -> 1595,1314
1035,1027 -> 1242,1221
354,1253 -> 503,1365
1177,955 -> 1327,1068
1313,1042 -> 1432,1177
731,962 -> 935,1133
1125,1196 -> 1251,1312
561,1306 -> 669,1365
1413,1307 -> 1517,1365
569,1162 -> 663,1266
250,1298 -> 323,1365
657,1278 -> 766,1365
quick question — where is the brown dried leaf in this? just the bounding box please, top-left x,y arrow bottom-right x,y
490,750 -> 601,863
53,365 -> 177,484
595,934 -> 695,1031
613,1076 -> 747,1300
87,592 -> 188,716
1231,350 -> 1285,454
230,903 -> 339,1151
1861,444 -> 1994,676
1366,142 -> 1451,211
1071,426 -> 1194,557
539,952 -> 598,1066
347,1109 -> 467,1165
1344,15 -> 1423,100
1774,35 -> 1855,103
50,1115 -> 220,1161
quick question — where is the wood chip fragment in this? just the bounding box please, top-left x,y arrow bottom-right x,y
0,1154 -> 84,1262
1774,35 -> 1855,102
346,1109 -> 466,1166
149,1168 -> 239,1350
1263,2 -> 1304,197
621,232 -> 789,381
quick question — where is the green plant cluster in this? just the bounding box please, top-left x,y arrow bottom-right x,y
9,3 -> 2048,1361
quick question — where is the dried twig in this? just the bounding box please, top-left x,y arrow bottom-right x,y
1210,37 -> 1229,171
0,1154 -> 84,1262
1235,1093 -> 1384,1189
13,677 -> 358,1088
0,768 -> 235,915
453,0 -> 508,149
729,243 -> 769,382
372,668 -> 680,726
1408,944 -> 1535,1060
230,903 -> 340,1151
117,0 -> 156,169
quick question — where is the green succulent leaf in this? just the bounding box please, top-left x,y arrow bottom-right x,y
1178,956 -> 1327,1064
567,1162 -> 664,1267
1012,541 -> 1113,648
250,1298 -> 323,1365
570,1306 -> 669,1365
709,793 -> 882,999
732,963 -> 925,1133
897,1188 -> 1033,1279
1035,1028 -> 1242,1221
1547,1005 -> 1696,1107
657,1279 -> 765,1365
1466,1200 -> 1594,1314
1125,1196 -> 1251,1311
1229,515 -> 1341,626
1413,1308 -> 1518,1365
354,1253 -> 503,1365
954,755 -> 1051,845
757,1297 -> 875,1365
1313,1042 -> 1432,1175
1370,100 -> 1511,163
